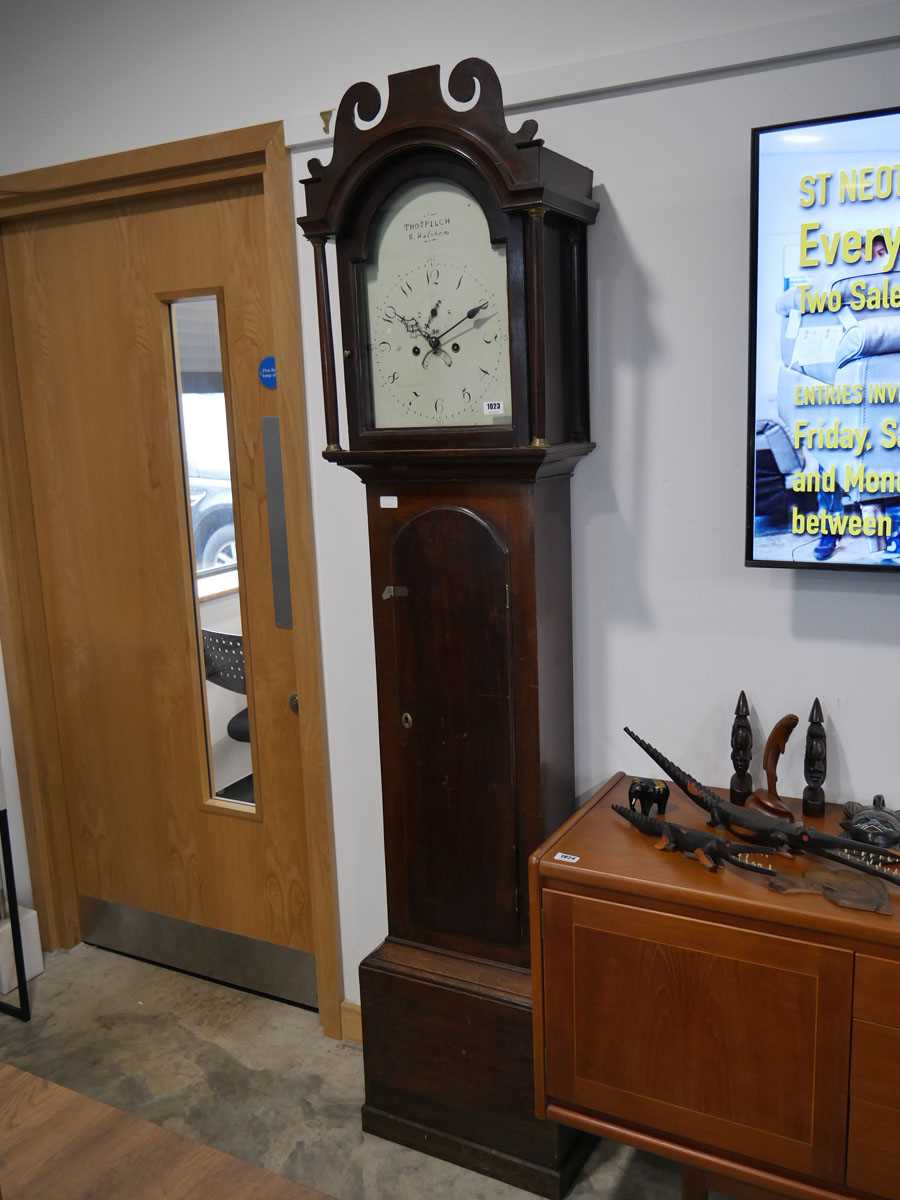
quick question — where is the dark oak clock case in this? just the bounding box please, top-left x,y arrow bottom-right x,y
299,58 -> 597,1199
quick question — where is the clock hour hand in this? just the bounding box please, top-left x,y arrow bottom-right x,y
432,303 -> 489,343
384,306 -> 431,343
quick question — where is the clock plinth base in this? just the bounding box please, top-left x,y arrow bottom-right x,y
360,1107 -> 592,1200
359,941 -> 595,1199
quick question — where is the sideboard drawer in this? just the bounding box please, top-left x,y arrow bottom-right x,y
851,1019 -> 900,1107
541,891 -> 853,1184
855,954 -> 900,1029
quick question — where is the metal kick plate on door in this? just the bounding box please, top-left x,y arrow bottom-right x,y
80,897 -> 317,1008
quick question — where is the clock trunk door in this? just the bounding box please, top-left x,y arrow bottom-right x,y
390,506 -> 519,949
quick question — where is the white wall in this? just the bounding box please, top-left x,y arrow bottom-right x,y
302,39 -> 900,1001
3,0 -> 900,1002
547,49 -> 900,802
0,648 -> 31,907
0,0 -> 872,171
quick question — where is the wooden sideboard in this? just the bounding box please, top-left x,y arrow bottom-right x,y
530,773 -> 900,1200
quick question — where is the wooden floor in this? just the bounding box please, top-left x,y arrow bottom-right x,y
0,1063 -> 332,1199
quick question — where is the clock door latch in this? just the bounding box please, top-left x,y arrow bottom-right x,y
382,584 -> 409,600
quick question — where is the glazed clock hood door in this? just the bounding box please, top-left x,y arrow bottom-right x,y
365,178 -> 513,430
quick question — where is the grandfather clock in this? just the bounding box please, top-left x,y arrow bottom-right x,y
299,59 -> 597,1198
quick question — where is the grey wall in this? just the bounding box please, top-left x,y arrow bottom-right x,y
294,37 -> 900,997
538,51 -> 900,800
0,647 -> 30,907
2,0 -> 899,1000
0,0 -> 867,170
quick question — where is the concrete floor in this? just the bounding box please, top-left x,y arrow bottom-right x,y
0,945 -> 691,1200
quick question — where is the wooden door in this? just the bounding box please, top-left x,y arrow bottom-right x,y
389,505 -> 519,948
542,891 -> 853,1184
0,128 -> 341,1029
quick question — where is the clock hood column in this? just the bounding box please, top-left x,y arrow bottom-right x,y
308,236 -> 341,452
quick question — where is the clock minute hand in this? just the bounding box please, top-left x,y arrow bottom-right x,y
433,303 -> 488,343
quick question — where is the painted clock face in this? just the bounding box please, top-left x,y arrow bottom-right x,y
364,178 -> 512,429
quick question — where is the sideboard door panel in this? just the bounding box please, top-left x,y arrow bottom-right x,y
847,1010 -> 900,1199
390,506 -> 518,947
542,892 -> 852,1183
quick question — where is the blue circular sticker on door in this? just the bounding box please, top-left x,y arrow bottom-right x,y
258,355 -> 277,390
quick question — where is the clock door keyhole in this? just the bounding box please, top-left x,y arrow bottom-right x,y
401,712 -> 413,730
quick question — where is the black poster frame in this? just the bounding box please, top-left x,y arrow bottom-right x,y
746,102 -> 900,575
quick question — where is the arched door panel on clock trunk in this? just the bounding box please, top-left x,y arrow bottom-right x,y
390,506 -> 518,947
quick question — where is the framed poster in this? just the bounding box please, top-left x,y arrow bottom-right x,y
747,105 -> 900,571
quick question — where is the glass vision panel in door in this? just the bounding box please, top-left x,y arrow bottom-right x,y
170,296 -> 256,809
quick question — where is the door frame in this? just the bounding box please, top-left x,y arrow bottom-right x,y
0,123 -> 344,1036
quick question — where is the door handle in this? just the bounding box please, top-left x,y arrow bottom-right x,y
289,692 -> 300,715
401,712 -> 413,730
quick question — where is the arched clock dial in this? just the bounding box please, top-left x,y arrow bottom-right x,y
364,179 -> 512,429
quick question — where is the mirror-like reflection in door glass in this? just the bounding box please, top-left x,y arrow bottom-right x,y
170,295 -> 256,809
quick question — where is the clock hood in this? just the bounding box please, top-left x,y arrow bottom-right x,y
298,58 -> 598,239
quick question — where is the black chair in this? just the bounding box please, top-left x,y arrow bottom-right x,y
201,630 -> 250,743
